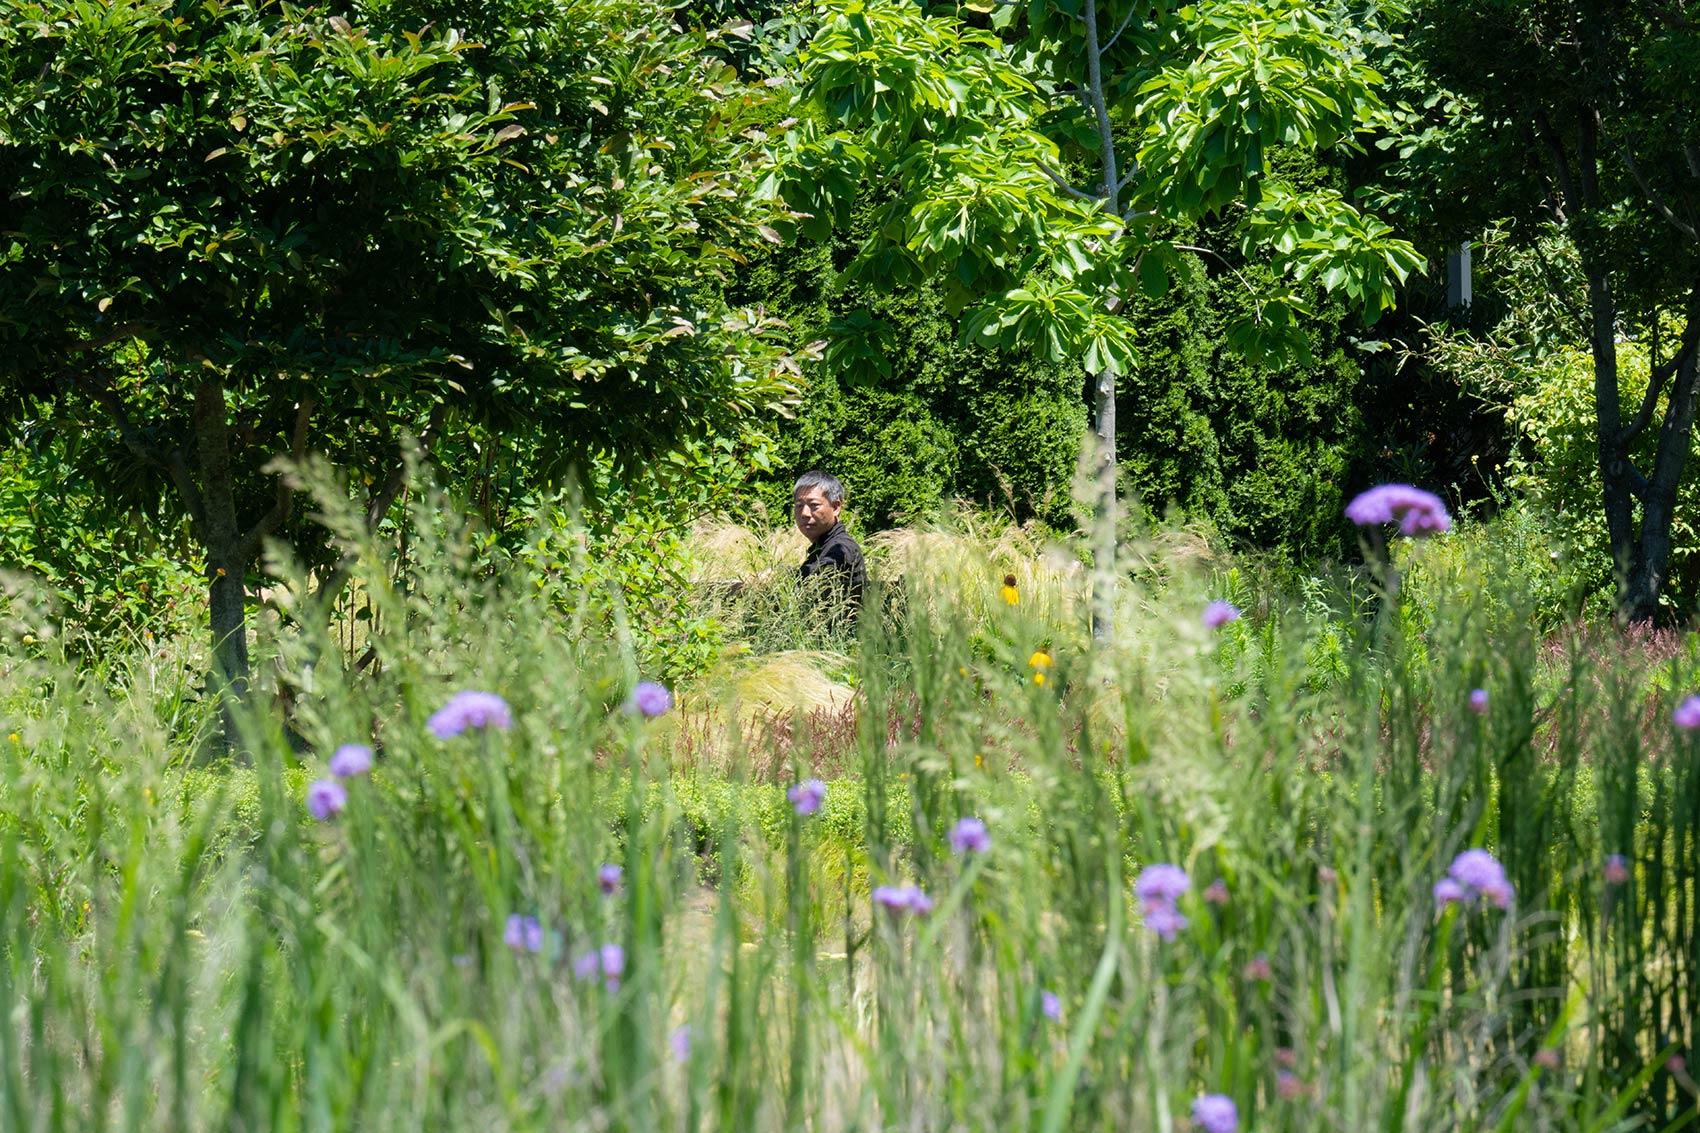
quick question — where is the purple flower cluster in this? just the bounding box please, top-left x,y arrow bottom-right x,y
1135,863 -> 1190,940
628,681 -> 673,718
504,914 -> 545,953
306,778 -> 347,822
428,690 -> 513,739
1345,484 -> 1452,537
305,740 -> 379,821
1469,688 -> 1489,715
574,943 -> 626,991
1603,854 -> 1631,885
1192,1093 -> 1238,1133
598,863 -> 623,896
788,778 -> 827,816
329,744 -> 373,778
873,884 -> 934,916
949,817 -> 991,855
1202,600 -> 1241,629
1041,990 -> 1061,1021
1674,695 -> 1700,730
1434,848 -> 1514,910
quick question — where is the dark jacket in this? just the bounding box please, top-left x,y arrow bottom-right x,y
799,521 -> 866,612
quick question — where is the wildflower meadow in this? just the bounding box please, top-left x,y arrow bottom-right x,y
0,475 -> 1697,1132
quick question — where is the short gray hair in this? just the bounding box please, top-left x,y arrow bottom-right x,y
792,470 -> 845,505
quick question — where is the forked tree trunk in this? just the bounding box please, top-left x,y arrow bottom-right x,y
1588,271 -> 1700,624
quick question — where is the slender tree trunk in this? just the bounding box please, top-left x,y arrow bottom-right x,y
1625,289 -> 1700,621
1586,267 -> 1641,617
1083,0 -> 1120,643
194,377 -> 251,739
1091,366 -> 1117,639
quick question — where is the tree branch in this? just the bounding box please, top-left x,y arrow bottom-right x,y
1100,5 -> 1138,53
1532,108 -> 1581,216
66,322 -> 147,355
307,403 -> 449,616
1622,301 -> 1700,447
1173,243 -> 1264,321
1621,140 -> 1700,242
78,374 -> 207,532
235,392 -> 317,563
1036,158 -> 1098,203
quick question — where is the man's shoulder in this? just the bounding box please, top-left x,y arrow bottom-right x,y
823,525 -> 864,561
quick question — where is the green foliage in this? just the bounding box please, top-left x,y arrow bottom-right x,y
0,0 -> 807,687
4,475 -> 1700,1127
777,0 -> 1423,382
0,432 -> 202,648
734,214 -> 1086,529
1121,233 -> 1368,559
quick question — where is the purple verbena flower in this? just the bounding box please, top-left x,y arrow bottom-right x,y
1468,688 -> 1489,715
1141,903 -> 1189,940
873,884 -> 933,916
1276,1070 -> 1305,1099
503,914 -> 544,953
1675,695 -> 1700,730
1432,877 -> 1466,908
670,1024 -> 692,1063
1242,952 -> 1272,981
1202,600 -> 1241,629
1203,878 -> 1229,905
1192,1093 -> 1239,1133
598,863 -> 623,896
306,777 -> 346,822
1447,848 -> 1514,909
1604,854 -> 1631,885
1041,990 -> 1061,1021
329,743 -> 373,778
574,943 -> 625,991
1344,484 -> 1452,537
1134,863 -> 1190,905
628,681 -> 673,718
428,690 -> 513,739
949,816 -> 991,855
788,778 -> 828,816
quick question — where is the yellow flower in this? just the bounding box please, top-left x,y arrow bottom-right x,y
1029,649 -> 1053,686
6,733 -> 17,744
974,753 -> 984,768
1000,573 -> 1020,606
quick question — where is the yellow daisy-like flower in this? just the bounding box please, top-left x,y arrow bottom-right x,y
1000,574 -> 1020,606
1029,650 -> 1053,685
974,752 -> 984,768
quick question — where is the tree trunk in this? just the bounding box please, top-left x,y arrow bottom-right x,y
1090,365 -> 1117,640
1587,267 -> 1639,604
1624,289 -> 1700,622
194,377 -> 251,741
1083,0 -> 1120,643
1589,267 -> 1700,624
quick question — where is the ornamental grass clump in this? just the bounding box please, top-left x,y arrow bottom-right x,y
4,468 -> 1698,1131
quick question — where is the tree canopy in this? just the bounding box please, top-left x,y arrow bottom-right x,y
769,0 -> 1423,632
0,0 -> 806,697
1390,0 -> 1700,621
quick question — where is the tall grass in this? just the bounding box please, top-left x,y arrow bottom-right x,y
0,478 -> 1695,1131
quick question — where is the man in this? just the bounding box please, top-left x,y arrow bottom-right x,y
793,470 -> 866,613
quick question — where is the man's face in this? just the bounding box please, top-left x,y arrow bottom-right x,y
793,487 -> 841,544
